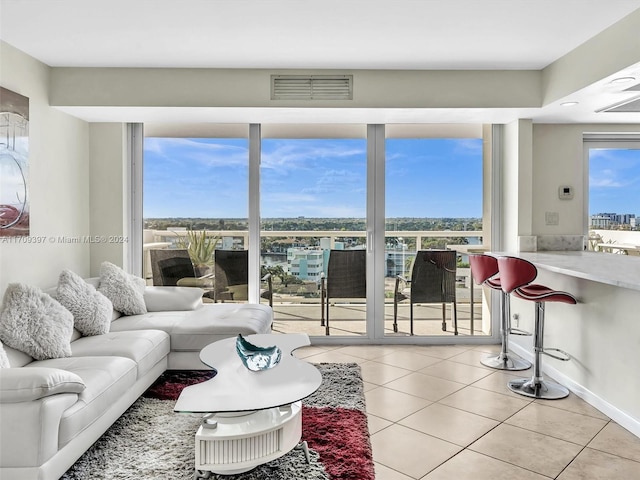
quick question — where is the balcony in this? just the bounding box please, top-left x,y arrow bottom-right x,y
144,228 -> 489,337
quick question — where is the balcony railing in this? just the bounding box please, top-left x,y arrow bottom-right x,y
143,228 -> 487,336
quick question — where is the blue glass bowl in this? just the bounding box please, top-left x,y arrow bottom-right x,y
236,334 -> 282,371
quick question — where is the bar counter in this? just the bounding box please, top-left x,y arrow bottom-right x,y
493,250 -> 640,292
489,249 -> 640,438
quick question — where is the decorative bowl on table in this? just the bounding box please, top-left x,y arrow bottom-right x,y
235,334 -> 282,371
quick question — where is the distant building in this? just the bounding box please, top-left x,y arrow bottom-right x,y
386,250 -> 416,277
590,212 -> 636,229
590,215 -> 611,228
287,248 -> 324,280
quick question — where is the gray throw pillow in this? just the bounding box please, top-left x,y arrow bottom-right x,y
57,269 -> 113,336
0,283 -> 73,360
97,262 -> 147,315
0,340 -> 9,368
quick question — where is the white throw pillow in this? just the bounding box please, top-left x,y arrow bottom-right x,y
57,269 -> 113,336
144,286 -> 204,312
0,283 -> 73,360
0,340 -> 9,368
97,261 -> 147,315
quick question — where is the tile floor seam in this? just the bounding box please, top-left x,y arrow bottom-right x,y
532,398 -> 612,421
551,441 -> 593,479
432,396 -> 534,423
465,441 -> 560,480
381,377 -> 467,402
416,448 -> 469,479
502,408 -> 610,448
585,441 -> 640,465
375,462 -> 415,480
398,408 -> 504,449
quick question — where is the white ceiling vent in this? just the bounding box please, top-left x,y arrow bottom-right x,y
597,83 -> 640,113
271,75 -> 353,100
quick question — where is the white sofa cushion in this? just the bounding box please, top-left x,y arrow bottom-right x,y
143,286 -> 204,312
110,303 -> 273,353
0,367 -> 85,403
27,356 -> 138,448
57,269 -> 113,336
98,262 -> 147,316
0,283 -> 73,360
70,330 -> 170,379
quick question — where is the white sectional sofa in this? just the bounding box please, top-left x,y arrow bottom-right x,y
0,276 -> 273,480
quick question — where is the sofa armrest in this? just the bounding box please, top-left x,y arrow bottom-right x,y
144,286 -> 204,312
0,368 -> 85,403
1,393 -> 78,467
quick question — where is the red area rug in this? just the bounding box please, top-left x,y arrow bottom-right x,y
63,363 -> 374,480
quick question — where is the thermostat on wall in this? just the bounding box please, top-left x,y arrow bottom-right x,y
558,185 -> 574,200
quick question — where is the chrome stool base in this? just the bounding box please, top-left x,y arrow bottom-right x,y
507,377 -> 569,400
481,354 -> 531,371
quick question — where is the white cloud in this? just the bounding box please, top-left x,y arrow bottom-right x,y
145,138 -> 249,168
261,141 -> 365,172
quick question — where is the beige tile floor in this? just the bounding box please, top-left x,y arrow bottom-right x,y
295,343 -> 640,480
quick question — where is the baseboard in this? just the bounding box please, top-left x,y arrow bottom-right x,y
509,343 -> 640,439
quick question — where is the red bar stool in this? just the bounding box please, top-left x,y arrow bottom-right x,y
469,254 -> 531,370
497,256 -> 577,399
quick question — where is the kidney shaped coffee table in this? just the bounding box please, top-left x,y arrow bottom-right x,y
174,333 -> 322,477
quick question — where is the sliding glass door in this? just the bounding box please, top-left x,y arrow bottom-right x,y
384,132 -> 487,337
260,129 -> 368,336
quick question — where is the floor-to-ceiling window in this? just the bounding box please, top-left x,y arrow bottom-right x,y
140,123 -> 494,342
142,126 -> 249,289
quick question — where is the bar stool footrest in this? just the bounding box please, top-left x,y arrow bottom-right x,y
509,327 -> 532,336
542,347 -> 571,361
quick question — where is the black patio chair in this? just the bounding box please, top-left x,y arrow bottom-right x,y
214,250 -> 273,307
393,249 -> 458,335
149,249 -> 213,299
320,249 -> 367,336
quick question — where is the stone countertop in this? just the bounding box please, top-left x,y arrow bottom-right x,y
490,250 -> 640,292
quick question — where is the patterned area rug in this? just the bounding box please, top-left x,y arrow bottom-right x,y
62,363 -> 374,480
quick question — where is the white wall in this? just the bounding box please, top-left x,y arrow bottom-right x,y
531,124 -> 640,236
0,42 -> 90,293
88,123 -> 128,276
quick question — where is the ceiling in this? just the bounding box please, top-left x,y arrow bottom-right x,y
1,0 -> 640,125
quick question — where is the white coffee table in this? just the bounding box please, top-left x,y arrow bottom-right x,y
174,334 -> 322,477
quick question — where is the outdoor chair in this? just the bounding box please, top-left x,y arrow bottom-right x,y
214,250 -> 273,307
393,249 -> 458,335
149,249 -> 214,298
320,249 -> 366,336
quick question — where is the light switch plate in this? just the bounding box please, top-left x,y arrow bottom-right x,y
545,212 -> 559,225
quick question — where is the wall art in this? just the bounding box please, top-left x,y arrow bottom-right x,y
0,87 -> 29,237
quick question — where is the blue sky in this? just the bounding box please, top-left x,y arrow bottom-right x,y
143,136 -> 480,219
589,148 -> 640,216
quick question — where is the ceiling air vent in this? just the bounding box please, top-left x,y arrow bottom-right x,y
271,75 -> 353,100
597,82 -> 640,113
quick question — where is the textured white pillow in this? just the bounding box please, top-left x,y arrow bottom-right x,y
0,367 -> 85,402
97,261 -> 147,315
57,269 -> 113,336
0,283 -> 73,360
0,340 -> 9,368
